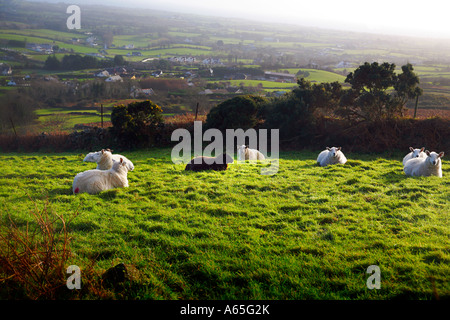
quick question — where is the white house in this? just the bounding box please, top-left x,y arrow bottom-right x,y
130,87 -> 154,98
199,89 -> 213,95
86,37 -> 97,46
105,75 -> 123,82
335,61 -> 353,68
202,58 -> 223,65
95,70 -> 110,77
0,63 -> 12,75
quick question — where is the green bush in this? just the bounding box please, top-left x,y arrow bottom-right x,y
258,92 -> 313,141
205,95 -> 267,131
111,100 -> 164,147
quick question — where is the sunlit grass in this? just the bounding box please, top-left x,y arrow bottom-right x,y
0,149 -> 448,299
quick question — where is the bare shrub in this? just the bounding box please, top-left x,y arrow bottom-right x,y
0,196 -> 78,299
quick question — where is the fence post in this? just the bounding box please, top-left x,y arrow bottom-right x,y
195,102 -> 199,121
10,118 -> 17,137
413,95 -> 419,119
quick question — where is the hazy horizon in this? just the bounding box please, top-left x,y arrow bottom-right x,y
26,0 -> 450,40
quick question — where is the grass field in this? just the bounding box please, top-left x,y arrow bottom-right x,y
208,79 -> 297,90
284,69 -> 347,83
0,149 -> 448,299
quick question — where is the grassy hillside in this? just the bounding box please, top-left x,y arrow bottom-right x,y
0,149 -> 448,299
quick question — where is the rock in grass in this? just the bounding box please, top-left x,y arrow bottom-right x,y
102,263 -> 133,288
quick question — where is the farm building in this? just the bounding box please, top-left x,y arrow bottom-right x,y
130,86 -> 154,98
0,63 -> 12,75
95,70 -> 110,77
26,43 -> 53,54
335,61 -> 353,68
202,58 -> 223,65
105,75 -> 123,82
264,71 -> 296,83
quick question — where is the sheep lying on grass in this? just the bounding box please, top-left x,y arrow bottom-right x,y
83,149 -> 134,171
185,153 -> 234,171
317,147 -> 347,167
237,145 -> 265,161
73,158 -> 129,194
402,146 -> 426,166
404,150 -> 444,177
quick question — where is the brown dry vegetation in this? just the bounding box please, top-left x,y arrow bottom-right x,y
404,108 -> 450,119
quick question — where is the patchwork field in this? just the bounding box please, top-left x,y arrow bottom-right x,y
0,149 -> 448,299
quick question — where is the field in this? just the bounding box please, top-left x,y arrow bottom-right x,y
1,149 -> 449,300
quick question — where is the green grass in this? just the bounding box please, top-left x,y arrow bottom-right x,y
208,79 -> 297,90
36,114 -> 110,130
283,69 -> 347,83
0,149 -> 448,300
0,29 -> 85,42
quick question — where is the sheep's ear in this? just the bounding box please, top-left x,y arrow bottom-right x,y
245,145 -> 249,149
101,149 -> 105,154
409,147 -> 414,152
425,150 -> 431,156
438,152 -> 444,158
326,147 -> 331,151
420,147 -> 425,152
120,158 -> 123,163
337,147 -> 341,151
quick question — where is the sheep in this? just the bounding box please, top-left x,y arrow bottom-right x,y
237,145 -> 265,161
316,147 -> 347,167
185,153 -> 234,171
404,150 -> 444,177
402,146 -> 426,166
83,149 -> 134,171
73,157 -> 129,195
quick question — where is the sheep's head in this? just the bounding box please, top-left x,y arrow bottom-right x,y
83,149 -> 114,163
327,147 -> 341,158
100,149 -> 113,159
83,151 -> 102,163
410,147 -> 425,158
425,151 -> 444,166
237,145 -> 247,160
112,157 -> 128,172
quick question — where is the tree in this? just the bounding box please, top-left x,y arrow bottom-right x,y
205,95 -> 267,131
44,55 -> 61,70
111,100 -> 164,147
337,62 -> 422,121
394,63 -> 423,118
61,54 -> 99,70
101,31 -> 114,48
292,78 -> 343,117
113,55 -> 125,66
258,93 -> 308,140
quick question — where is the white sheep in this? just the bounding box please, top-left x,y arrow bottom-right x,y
83,149 -> 134,171
404,150 -> 444,177
73,157 -> 129,195
237,145 -> 265,161
402,146 -> 426,166
317,147 -> 347,167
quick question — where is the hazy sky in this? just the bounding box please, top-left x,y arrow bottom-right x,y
144,0 -> 449,38
34,0 -> 450,39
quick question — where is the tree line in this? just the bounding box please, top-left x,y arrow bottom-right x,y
44,54 -> 126,71
206,62 -> 423,140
